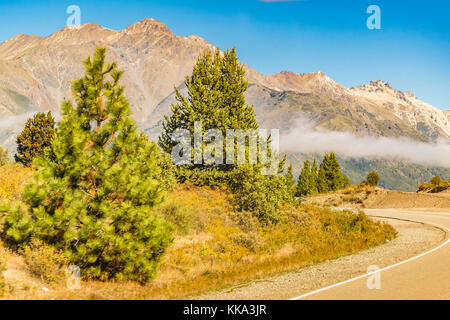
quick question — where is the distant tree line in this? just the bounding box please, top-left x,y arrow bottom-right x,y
296,154 -> 350,197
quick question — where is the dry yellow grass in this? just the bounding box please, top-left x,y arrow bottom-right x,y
0,184 -> 396,300
0,164 -> 33,201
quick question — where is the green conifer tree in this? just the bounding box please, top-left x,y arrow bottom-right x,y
284,164 -> 296,199
342,173 -> 351,188
3,48 -> 174,283
296,160 -> 312,196
326,153 -> 343,191
317,164 -> 329,194
158,48 -> 258,171
158,47 -> 289,222
15,112 -> 56,167
310,157 -> 318,194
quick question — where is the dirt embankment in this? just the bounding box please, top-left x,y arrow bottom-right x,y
304,187 -> 450,211
365,189 -> 450,210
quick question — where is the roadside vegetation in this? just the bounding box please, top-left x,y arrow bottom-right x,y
417,175 -> 450,193
0,47 -> 396,299
0,183 -> 395,299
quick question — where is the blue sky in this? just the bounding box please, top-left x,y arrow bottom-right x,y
0,0 -> 448,109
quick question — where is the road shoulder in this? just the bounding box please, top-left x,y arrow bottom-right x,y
195,217 -> 446,300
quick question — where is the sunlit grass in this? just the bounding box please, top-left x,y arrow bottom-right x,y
0,183 -> 395,299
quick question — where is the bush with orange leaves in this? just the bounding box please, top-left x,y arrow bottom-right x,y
0,164 -> 33,201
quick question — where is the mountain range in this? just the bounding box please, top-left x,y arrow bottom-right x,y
0,19 -> 448,190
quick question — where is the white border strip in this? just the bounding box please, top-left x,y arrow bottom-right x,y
290,217 -> 449,300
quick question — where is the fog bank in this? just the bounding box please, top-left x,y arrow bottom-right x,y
280,118 -> 450,168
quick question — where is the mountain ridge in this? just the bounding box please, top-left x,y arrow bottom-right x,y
0,19 -> 448,143
0,18 -> 449,192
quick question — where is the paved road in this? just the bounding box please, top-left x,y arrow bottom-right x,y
293,209 -> 450,300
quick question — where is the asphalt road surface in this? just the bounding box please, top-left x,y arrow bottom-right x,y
292,209 -> 450,300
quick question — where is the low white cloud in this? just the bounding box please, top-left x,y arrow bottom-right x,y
0,112 -> 60,153
0,112 -> 60,130
280,117 -> 450,168
0,112 -> 36,130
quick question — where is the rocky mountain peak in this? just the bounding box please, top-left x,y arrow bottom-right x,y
370,80 -> 392,89
405,91 -> 416,99
44,23 -> 116,45
124,18 -> 170,35
352,80 -> 393,92
0,18 -> 448,151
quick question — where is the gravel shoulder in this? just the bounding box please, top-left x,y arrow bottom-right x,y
195,217 -> 446,300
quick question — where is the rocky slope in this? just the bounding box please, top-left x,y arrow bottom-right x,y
0,20 -> 215,122
0,19 -> 448,141
444,110 -> 450,122
0,19 -> 449,190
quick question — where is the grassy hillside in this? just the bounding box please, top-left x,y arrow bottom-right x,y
0,165 -> 395,299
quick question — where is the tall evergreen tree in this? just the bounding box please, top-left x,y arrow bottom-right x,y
310,157 -> 318,194
158,47 -> 290,222
317,163 -> 329,194
316,153 -> 348,193
3,48 -> 174,283
296,160 -> 312,196
15,112 -> 55,167
158,48 -> 258,171
284,164 -> 296,199
342,173 -> 351,188
325,153 -> 343,191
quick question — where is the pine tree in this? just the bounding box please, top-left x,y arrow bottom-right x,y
310,157 -> 318,194
430,176 -> 441,185
158,47 -> 258,171
0,146 -> 9,166
317,163 -> 329,193
158,47 -> 289,222
317,153 -> 344,192
326,153 -> 343,191
3,48 -> 174,283
15,112 -> 56,167
342,173 -> 351,188
284,164 -> 296,199
365,171 -> 380,186
296,160 -> 312,196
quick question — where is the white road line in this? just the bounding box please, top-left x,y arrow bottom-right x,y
290,215 -> 449,300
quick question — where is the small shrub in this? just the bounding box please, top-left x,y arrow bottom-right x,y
417,182 -> 432,192
229,232 -> 262,252
366,171 -> 380,187
227,165 -> 287,224
229,211 -> 260,233
431,176 -> 442,186
343,196 -> 363,204
157,200 -> 203,235
342,186 -> 355,195
20,239 -> 69,285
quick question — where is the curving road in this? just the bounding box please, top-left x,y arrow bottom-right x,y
292,209 -> 450,300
